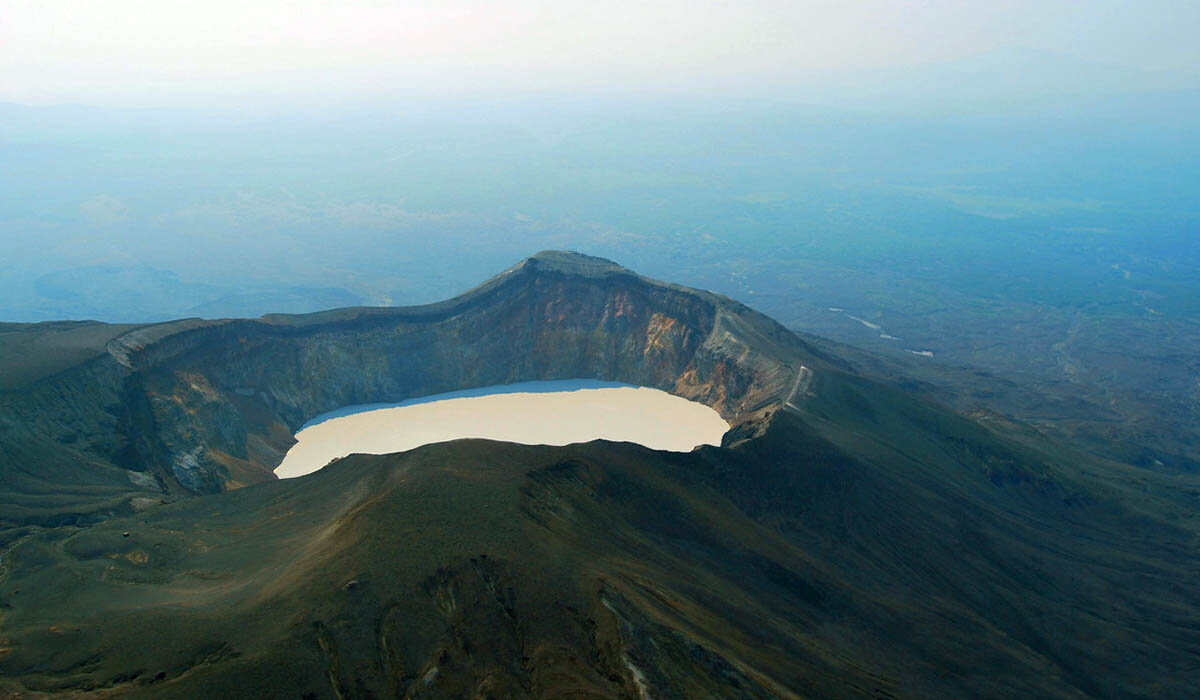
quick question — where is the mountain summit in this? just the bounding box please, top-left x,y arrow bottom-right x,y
0,253 -> 1197,698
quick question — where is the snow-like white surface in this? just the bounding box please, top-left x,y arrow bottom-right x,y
275,380 -> 729,478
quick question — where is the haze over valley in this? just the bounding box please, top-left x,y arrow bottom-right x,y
4,66 -> 1198,474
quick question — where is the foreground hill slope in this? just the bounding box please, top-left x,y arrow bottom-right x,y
1,252 -> 1199,698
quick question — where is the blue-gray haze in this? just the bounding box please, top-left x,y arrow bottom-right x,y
0,3 -> 1197,394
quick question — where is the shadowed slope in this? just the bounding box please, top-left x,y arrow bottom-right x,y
2,407 -> 1198,698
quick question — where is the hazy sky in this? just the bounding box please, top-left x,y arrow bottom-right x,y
2,0 -> 1198,106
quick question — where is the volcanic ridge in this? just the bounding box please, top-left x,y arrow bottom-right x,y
0,251 -> 1197,699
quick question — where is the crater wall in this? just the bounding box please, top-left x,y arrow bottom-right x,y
0,253 -> 821,508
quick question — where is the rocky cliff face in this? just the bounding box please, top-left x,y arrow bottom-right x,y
0,252 -> 824,515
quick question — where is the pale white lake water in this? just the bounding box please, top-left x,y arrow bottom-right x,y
275,380 -> 729,478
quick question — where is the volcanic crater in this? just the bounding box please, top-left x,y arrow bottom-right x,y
1,252 -> 1198,699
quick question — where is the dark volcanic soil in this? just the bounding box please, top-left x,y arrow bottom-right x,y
1,252 -> 1198,698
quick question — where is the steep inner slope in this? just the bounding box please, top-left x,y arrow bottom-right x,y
0,252 -> 1198,699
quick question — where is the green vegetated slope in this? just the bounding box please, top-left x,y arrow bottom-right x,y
1,252 -> 1198,698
